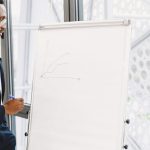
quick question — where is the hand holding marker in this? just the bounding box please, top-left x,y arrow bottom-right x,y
4,95 -> 24,115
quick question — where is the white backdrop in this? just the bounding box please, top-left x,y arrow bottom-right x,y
27,21 -> 131,150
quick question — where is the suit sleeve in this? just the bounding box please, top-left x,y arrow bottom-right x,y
0,0 -> 3,4
0,105 -> 5,124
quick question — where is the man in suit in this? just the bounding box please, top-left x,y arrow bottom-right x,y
0,0 -> 24,149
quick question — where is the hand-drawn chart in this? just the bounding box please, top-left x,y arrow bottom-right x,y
27,21 -> 131,150
40,52 -> 80,80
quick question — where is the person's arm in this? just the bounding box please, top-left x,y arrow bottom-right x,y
0,98 -> 24,121
4,98 -> 24,115
0,105 -> 5,124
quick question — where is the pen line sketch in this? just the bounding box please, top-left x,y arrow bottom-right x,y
40,51 -> 81,80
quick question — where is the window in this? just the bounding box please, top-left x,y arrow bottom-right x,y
9,0 -> 150,149
83,1 -> 150,149
11,0 -> 64,149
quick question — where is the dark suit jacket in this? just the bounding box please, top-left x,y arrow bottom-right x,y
0,65 -> 5,124
0,0 -> 5,125
0,0 -> 3,4
0,58 -> 5,125
0,105 -> 5,124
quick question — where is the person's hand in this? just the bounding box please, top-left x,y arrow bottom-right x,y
4,98 -> 24,115
0,4 -> 6,34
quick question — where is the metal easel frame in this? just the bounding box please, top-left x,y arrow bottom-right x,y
26,20 -> 130,150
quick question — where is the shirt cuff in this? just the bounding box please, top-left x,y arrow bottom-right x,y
0,105 -> 5,124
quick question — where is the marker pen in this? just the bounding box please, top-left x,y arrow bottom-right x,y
8,95 -> 15,100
